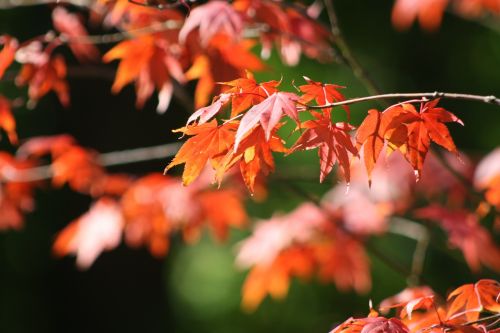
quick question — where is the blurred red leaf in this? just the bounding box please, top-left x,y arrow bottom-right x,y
290,115 -> 357,183
53,198 -> 124,269
0,95 -> 18,144
52,7 -> 100,62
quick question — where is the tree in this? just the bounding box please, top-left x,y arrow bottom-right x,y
0,1 -> 499,333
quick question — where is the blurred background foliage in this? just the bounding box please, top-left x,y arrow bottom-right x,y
0,1 -> 499,332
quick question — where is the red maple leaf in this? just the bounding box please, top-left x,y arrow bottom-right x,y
0,95 -> 18,144
52,7 -> 100,62
384,99 -> 463,179
15,43 -> 69,107
0,35 -> 18,79
290,114 -> 357,183
415,205 -> 500,273
179,0 -> 243,46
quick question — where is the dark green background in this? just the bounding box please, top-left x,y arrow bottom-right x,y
0,1 -> 499,332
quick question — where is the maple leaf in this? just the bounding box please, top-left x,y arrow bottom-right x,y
216,125 -> 286,192
179,0 -> 243,46
322,183 -> 393,235
0,35 -> 18,79
186,93 -> 231,125
392,0 -> 449,31
17,134 -> 76,159
51,146 -> 106,195
103,35 -> 185,112
382,295 -> 436,320
384,100 -> 463,179
0,152 -> 36,230
52,7 -> 100,62
332,316 -> 409,333
53,198 -> 124,269
474,147 -> 500,190
236,203 -> 328,269
234,0 -> 331,65
121,174 -> 178,257
380,286 -> 436,314
290,115 -> 357,183
241,246 -> 315,312
474,148 -> 500,209
220,71 -> 280,117
415,205 -> 500,273
197,189 -> 247,240
0,95 -> 18,144
314,233 -> 372,293
446,280 -> 500,321
18,135 -> 115,196
417,151 -> 473,206
89,173 -> 134,197
15,43 -> 69,107
165,120 -> 237,185
185,35 -> 264,108
299,76 -> 349,116
234,92 -> 299,151
356,109 -> 387,182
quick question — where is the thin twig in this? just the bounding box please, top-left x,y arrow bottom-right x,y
390,217 -> 430,286
1,142 -> 182,182
57,20 -> 184,44
309,92 -> 500,109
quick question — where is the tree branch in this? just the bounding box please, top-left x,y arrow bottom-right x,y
0,142 -> 182,182
309,91 -> 500,109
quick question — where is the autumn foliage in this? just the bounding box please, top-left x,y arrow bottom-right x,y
0,0 -> 499,332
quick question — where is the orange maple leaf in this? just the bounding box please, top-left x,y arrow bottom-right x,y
241,246 -> 315,312
197,189 -> 247,241
0,35 -> 18,79
299,76 -> 349,116
0,95 -> 18,144
220,71 -> 280,117
103,34 -> 185,112
447,279 -> 500,321
215,125 -> 286,192
392,0 -> 449,31
356,109 -> 387,182
185,35 -> 264,108
165,120 -> 238,185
